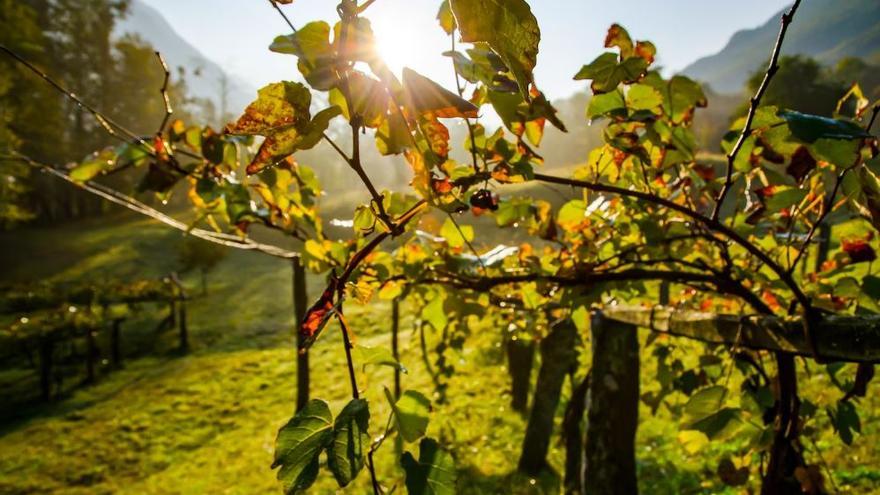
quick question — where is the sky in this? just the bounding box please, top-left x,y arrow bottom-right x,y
139,0 -> 793,101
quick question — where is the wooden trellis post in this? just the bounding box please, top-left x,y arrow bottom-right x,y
38,338 -> 54,401
506,336 -> 535,414
84,326 -> 98,384
169,272 -> 189,353
110,318 -> 123,368
518,318 -> 579,475
292,255 -> 309,411
582,312 -> 639,495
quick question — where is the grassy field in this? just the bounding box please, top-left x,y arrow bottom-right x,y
0,211 -> 879,494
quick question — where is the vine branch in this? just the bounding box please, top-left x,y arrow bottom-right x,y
155,51 -> 173,135
712,0 -> 802,220
8,153 -> 300,259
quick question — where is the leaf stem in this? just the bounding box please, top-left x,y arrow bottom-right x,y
451,34 -> 482,173
334,309 -> 360,400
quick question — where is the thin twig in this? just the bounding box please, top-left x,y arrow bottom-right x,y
787,169 -> 849,274
532,172 -> 812,315
445,212 -> 487,273
451,34 -> 481,173
0,44 -> 208,163
712,0 -> 802,220
10,153 -> 300,259
155,51 -> 173,135
0,44 -> 132,145
867,104 -> 880,134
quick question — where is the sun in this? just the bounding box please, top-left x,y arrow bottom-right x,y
371,18 -> 422,77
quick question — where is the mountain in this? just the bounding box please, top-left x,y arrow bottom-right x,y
114,0 -> 254,117
682,0 -> 880,94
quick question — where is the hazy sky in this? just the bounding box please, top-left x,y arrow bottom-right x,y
139,0 -> 792,100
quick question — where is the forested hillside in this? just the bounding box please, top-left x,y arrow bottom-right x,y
683,0 -> 880,93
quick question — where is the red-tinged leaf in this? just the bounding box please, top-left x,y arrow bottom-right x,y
820,259 -> 838,272
421,117 -> 450,158
761,290 -> 782,312
226,81 -> 311,136
634,41 -> 656,64
403,68 -> 478,118
154,135 -> 169,161
431,177 -> 453,194
300,283 -> 337,350
756,186 -> 776,201
492,163 -> 512,183
235,220 -> 251,234
245,106 -> 340,174
786,146 -> 816,183
604,24 -> 633,58
842,237 -> 877,264
692,163 -> 715,181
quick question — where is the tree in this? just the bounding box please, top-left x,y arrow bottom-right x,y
736,55 -> 847,118
0,0 -> 48,227
177,236 -> 228,296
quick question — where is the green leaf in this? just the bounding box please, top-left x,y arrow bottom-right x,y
355,345 -> 406,373
663,75 -> 707,123
272,399 -> 334,494
574,52 -> 647,93
684,385 -> 726,419
557,199 -> 588,231
247,106 -> 341,174
70,148 -> 118,182
401,438 -> 457,495
626,83 -> 662,114
587,90 -> 626,120
327,399 -> 370,487
687,407 -> 742,439
764,186 -> 807,212
116,142 -> 151,168
440,217 -> 474,249
828,401 -> 861,445
436,0 -> 456,35
270,21 -> 338,91
226,81 -> 312,136
224,183 -> 256,224
450,0 -> 540,100
376,109 -> 412,155
421,294 -> 448,331
779,110 -> 871,143
495,197 -> 534,227
386,388 -> 431,443
682,386 -> 741,439
403,68 -> 478,119
810,138 -> 860,168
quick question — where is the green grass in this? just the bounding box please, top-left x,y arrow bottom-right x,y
0,212 -> 879,494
